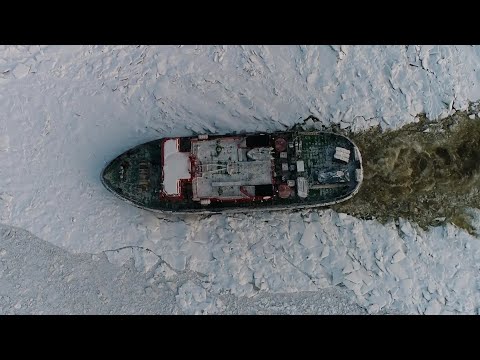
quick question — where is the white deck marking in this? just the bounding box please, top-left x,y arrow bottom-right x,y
163,139 -> 191,195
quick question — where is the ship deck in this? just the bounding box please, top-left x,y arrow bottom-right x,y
101,131 -> 363,213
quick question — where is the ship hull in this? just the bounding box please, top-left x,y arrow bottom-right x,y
101,131 -> 363,214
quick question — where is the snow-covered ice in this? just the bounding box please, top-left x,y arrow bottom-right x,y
0,136 -> 9,152
1,45 -> 480,314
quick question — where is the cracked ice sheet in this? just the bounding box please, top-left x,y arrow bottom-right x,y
3,45 -> 480,252
2,45 -> 480,313
143,210 -> 480,314
0,223 -> 368,314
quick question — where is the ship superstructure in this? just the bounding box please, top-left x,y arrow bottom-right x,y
101,131 -> 363,213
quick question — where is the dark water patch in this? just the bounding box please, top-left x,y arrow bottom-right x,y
298,107 -> 480,235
